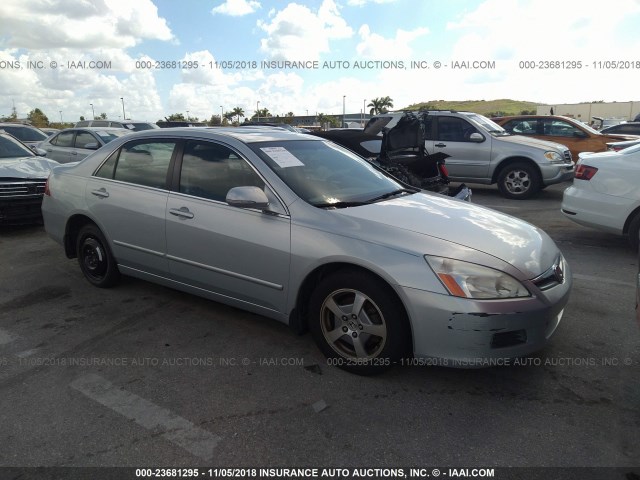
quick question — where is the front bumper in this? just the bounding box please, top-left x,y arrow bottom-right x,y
399,261 -> 572,366
540,162 -> 575,186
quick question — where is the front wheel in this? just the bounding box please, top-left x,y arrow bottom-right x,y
308,270 -> 410,375
76,224 -> 120,288
497,162 -> 541,199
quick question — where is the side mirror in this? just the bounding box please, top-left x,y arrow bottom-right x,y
84,142 -> 100,150
34,148 -> 47,156
469,132 -> 484,142
226,186 -> 270,210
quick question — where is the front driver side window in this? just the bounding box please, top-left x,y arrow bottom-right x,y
179,140 -> 264,202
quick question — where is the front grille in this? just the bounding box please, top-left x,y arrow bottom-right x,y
491,329 -> 527,348
532,255 -> 565,291
563,149 -> 572,163
0,180 -> 46,198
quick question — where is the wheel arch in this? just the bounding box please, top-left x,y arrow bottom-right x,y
64,214 -> 99,258
623,205 -> 640,234
491,156 -> 542,184
289,262 -> 413,347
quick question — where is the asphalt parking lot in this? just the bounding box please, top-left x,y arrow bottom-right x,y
0,182 -> 638,470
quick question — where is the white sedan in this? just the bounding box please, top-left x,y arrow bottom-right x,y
561,143 -> 640,250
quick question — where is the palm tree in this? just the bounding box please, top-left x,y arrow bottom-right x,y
232,107 -> 245,124
367,96 -> 394,115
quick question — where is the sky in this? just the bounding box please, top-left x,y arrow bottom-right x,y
0,0 -> 639,123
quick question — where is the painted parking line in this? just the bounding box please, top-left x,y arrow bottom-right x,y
0,328 -> 18,345
70,374 -> 221,461
573,273 -> 635,288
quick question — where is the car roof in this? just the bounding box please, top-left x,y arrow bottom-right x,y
60,127 -> 130,131
108,126 -> 319,143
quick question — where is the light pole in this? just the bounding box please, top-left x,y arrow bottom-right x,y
90,103 -> 95,120
220,106 -> 223,125
186,110 -> 190,121
363,98 -> 366,125
59,111 -> 63,123
256,101 -> 260,122
120,97 -> 126,120
342,95 -> 346,128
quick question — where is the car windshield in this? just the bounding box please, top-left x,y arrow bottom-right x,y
249,140 -> 409,208
622,143 -> 640,155
463,113 -> 510,136
579,122 -> 602,135
0,134 -> 35,158
93,130 -> 132,142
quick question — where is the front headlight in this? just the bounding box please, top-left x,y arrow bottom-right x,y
425,256 -> 530,299
544,151 -> 564,163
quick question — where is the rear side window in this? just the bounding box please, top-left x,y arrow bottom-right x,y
2,126 -> 48,142
91,120 -> 109,127
95,140 -> 176,189
76,121 -> 90,127
503,119 -> 538,135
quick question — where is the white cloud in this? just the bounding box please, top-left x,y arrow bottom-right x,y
0,0 -> 174,50
356,25 -> 429,59
211,0 -> 261,16
257,0 -> 353,60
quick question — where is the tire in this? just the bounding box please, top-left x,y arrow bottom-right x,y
496,162 -> 541,199
308,270 -> 410,375
628,212 -> 640,251
76,224 -> 120,288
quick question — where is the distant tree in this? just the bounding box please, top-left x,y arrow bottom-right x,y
166,113 -> 186,121
79,115 -> 85,121
98,112 -> 108,119
232,107 -> 245,124
520,109 -> 535,115
209,114 -> 222,126
27,108 -> 49,127
367,96 -> 394,115
223,111 -> 235,125
317,113 -> 339,129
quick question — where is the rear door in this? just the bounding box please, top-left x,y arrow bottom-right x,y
165,139 -> 290,315
85,138 -> 178,276
432,115 -> 491,180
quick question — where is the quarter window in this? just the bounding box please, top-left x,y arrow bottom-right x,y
503,119 -> 538,135
542,119 -> 583,137
179,140 -> 264,202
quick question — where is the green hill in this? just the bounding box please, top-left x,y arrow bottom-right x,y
403,99 -> 544,117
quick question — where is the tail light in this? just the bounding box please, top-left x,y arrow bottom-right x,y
438,162 -> 449,178
575,164 -> 598,180
44,176 -> 51,196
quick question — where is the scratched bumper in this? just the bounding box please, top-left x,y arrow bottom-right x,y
399,264 -> 572,366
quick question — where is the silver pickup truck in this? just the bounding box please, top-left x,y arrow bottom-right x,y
365,111 -> 575,199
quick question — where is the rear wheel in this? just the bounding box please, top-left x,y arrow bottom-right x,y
497,162 -> 541,199
308,270 -> 410,375
628,212 -> 640,251
76,224 -> 120,288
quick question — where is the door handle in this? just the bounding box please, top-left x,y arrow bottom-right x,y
435,143 -> 447,148
169,207 -> 194,219
91,188 -> 109,198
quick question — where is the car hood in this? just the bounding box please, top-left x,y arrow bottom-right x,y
336,193 -> 558,279
499,134 -> 568,152
0,156 -> 58,179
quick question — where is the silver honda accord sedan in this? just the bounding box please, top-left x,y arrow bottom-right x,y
42,128 -> 571,374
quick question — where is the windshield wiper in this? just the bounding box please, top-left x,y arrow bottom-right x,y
313,200 -> 368,209
364,188 -> 417,203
